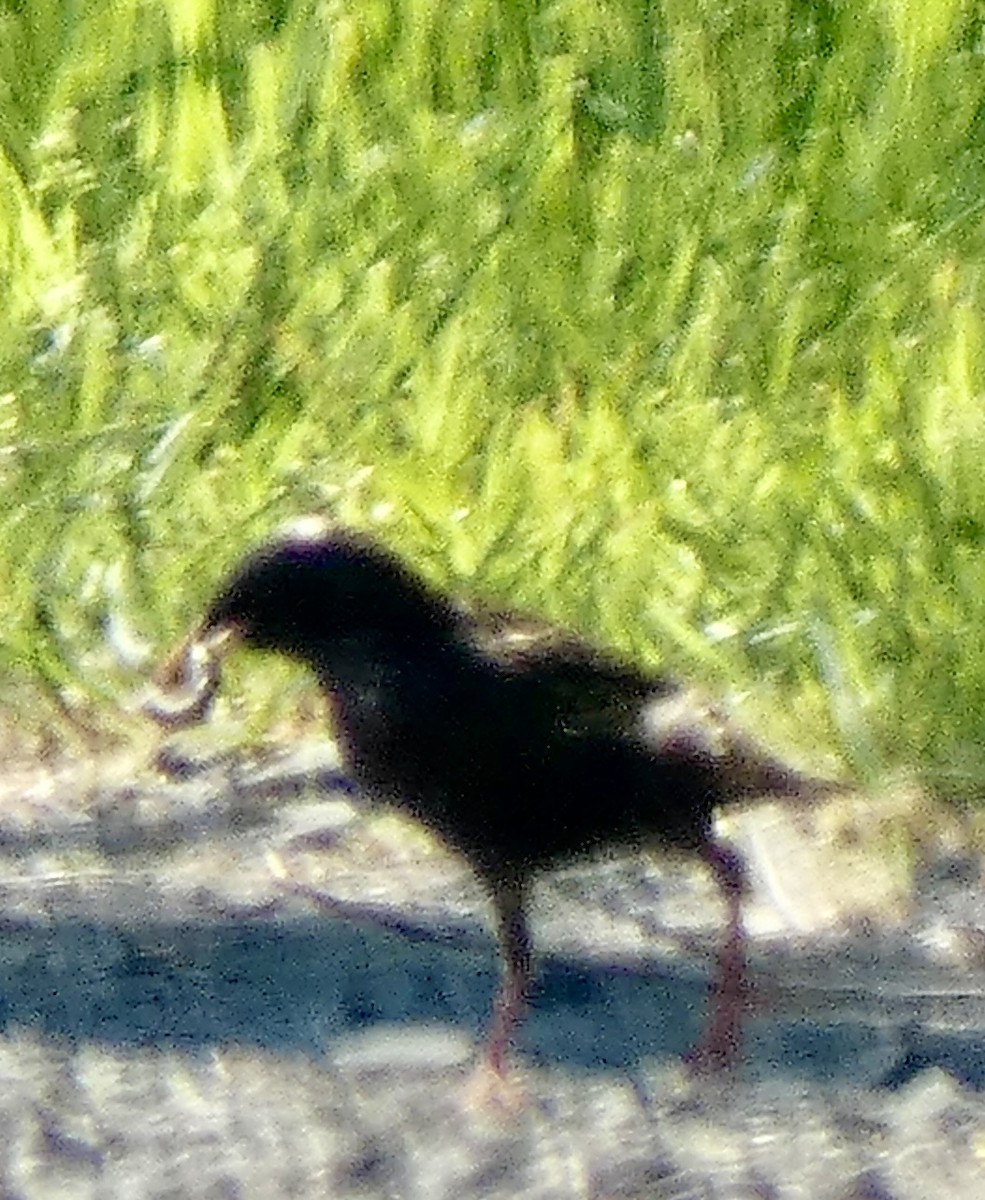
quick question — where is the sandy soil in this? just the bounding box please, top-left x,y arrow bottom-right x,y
0,736 -> 982,1199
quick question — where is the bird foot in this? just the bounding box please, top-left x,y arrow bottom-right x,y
461,1059 -> 528,1117
682,1032 -> 741,1075
682,968 -> 758,1075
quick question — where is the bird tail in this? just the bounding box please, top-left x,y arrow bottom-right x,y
640,685 -> 846,805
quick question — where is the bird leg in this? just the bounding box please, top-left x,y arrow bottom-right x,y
685,840 -> 749,1073
484,876 -> 532,1076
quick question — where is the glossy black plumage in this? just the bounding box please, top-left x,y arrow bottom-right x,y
148,526 -> 837,1075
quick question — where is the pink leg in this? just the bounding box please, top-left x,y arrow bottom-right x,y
484,877 -> 532,1076
685,841 -> 748,1072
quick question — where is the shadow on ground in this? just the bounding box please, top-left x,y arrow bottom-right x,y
1,912 -> 983,1089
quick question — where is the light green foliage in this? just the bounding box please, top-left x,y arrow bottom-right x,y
0,0 -> 982,800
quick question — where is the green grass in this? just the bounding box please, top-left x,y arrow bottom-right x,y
0,0 -> 983,802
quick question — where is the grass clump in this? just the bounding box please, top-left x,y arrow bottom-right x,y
0,0 -> 981,804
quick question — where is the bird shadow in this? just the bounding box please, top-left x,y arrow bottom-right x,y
0,911 -> 982,1089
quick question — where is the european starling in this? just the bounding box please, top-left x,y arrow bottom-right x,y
145,524 -> 839,1075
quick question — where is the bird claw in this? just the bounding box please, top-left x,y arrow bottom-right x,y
682,1031 -> 742,1075
461,1059 -> 528,1117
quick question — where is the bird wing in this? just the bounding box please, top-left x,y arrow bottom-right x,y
462,604 -> 677,739
463,604 -> 843,805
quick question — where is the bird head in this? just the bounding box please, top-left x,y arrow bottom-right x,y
143,522 -> 456,727
201,525 -> 454,656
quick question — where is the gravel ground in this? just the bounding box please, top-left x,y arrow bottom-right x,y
0,737 -> 983,1199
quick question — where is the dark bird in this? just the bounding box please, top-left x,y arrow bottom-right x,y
145,523 -> 840,1078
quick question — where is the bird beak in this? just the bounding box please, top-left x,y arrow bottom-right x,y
141,622 -> 239,729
